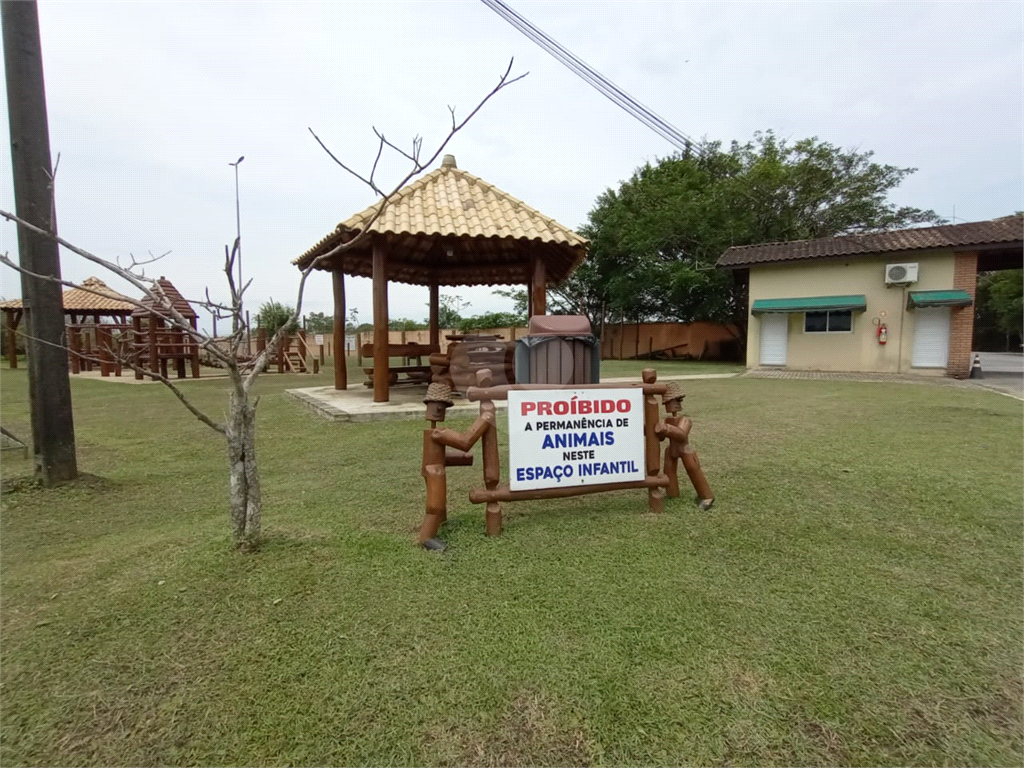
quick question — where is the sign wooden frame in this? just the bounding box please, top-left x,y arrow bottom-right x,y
417,368 -> 714,546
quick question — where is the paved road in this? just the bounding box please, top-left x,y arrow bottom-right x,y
972,352 -> 1023,398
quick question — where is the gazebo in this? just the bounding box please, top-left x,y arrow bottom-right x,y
1,277 -> 136,373
294,154 -> 589,402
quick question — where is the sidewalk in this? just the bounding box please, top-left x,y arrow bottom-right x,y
743,368 -> 1022,400
286,371 -> 742,423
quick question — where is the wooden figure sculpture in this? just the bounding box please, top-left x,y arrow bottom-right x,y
418,368 -> 714,548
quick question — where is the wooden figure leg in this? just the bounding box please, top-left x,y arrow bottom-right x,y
663,441 -> 680,498
681,446 -> 714,511
419,430 -> 447,544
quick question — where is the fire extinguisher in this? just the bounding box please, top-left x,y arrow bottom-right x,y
877,323 -> 888,345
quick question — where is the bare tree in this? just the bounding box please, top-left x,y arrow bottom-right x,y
1,61 -> 524,550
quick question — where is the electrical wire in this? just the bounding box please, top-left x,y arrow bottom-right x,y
480,0 -> 700,154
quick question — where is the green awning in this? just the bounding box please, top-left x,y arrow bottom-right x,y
907,290 -> 973,309
751,295 -> 867,314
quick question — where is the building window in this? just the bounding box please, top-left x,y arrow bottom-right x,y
804,310 -> 853,333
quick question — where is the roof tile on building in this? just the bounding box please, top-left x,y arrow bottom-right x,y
716,214 -> 1023,268
131,277 -> 198,319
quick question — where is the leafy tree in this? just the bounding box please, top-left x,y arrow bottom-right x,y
457,311 -> 523,332
257,300 -> 298,334
974,268 -> 1024,346
305,311 -> 333,333
491,287 -> 527,322
435,294 -> 469,328
389,318 -> 426,331
576,131 -> 943,338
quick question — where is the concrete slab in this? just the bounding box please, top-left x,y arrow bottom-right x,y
285,384 -> 508,423
285,372 -> 741,423
68,369 -> 233,384
971,352 -> 1024,399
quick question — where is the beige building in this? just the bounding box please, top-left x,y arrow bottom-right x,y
717,216 -> 1023,378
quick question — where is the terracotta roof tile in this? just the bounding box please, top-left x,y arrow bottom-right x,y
131,277 -> 198,319
293,156 -> 588,286
716,214 -> 1024,268
0,277 -> 136,313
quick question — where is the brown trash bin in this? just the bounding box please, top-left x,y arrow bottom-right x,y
514,315 -> 600,385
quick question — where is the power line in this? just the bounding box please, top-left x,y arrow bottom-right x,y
480,0 -> 699,154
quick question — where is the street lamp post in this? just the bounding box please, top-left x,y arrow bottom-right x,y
228,155 -> 244,334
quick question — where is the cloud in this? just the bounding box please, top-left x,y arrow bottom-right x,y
1,0 -> 1020,327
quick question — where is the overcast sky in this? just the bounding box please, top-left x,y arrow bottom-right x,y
1,0 -> 1021,331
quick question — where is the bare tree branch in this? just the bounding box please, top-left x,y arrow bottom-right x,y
307,128 -> 383,196
309,57 -> 526,200
368,134 -> 385,189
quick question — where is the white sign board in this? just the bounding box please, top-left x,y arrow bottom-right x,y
508,388 -> 646,492
314,334 -> 324,346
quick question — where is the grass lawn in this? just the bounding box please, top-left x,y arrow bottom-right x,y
1,365 -> 1021,766
339,352 -> 744,381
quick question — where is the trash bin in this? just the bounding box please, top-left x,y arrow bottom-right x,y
514,315 -> 600,385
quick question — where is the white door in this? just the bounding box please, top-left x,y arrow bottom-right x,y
911,307 -> 950,368
759,313 -> 788,366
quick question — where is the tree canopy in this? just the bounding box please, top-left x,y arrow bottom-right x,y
305,311 -> 333,333
257,300 -> 298,334
975,269 -> 1023,349
569,131 -> 943,332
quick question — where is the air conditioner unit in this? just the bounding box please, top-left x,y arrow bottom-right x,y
885,263 -> 919,285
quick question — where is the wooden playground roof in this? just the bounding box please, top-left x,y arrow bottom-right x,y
293,155 -> 588,286
131,277 -> 197,319
0,277 -> 136,314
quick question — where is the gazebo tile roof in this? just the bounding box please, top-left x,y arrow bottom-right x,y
293,156 -> 588,286
0,277 -> 136,313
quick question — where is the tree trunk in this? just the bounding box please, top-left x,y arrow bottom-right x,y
227,389 -> 261,549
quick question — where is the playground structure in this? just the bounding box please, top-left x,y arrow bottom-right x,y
0,276 -> 207,379
255,327 -> 312,373
294,153 -> 588,402
417,367 -> 714,545
129,277 -> 201,380
1,277 -> 137,375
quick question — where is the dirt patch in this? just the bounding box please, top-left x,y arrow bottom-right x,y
422,689 -> 596,767
1,472 -> 112,496
799,719 -> 846,763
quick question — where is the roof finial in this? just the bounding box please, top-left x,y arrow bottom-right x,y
441,154 -> 457,170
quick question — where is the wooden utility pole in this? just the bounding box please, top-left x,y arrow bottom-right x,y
2,0 -> 78,484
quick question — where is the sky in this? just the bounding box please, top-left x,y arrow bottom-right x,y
1,0 -> 1021,333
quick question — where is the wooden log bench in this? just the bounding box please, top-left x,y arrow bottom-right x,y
360,342 -> 440,387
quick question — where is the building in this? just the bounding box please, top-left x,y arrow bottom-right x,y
716,215 -> 1022,377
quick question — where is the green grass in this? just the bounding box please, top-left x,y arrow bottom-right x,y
599,358 -> 743,378
1,365 -> 1021,766
341,352 -> 744,380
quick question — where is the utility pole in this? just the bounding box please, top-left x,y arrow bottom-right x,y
2,0 -> 78,485
228,155 -> 244,334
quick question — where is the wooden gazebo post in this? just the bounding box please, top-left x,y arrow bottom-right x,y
428,278 -> 440,350
4,309 -> 21,369
372,239 -> 390,402
132,315 -> 144,380
332,266 -> 347,390
148,315 -> 159,376
189,316 -> 201,378
530,254 -> 547,316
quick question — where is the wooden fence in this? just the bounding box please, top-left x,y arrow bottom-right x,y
600,321 -> 739,360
